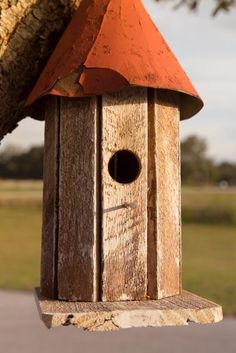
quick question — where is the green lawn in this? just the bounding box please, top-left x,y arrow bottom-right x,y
0,205 -> 41,290
0,181 -> 235,315
182,186 -> 236,224
183,224 -> 236,315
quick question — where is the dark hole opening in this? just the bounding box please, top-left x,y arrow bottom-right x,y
108,150 -> 141,184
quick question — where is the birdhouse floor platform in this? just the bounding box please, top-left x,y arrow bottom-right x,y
35,289 -> 223,332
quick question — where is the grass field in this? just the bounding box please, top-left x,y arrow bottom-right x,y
0,181 -> 235,315
0,205 -> 41,290
182,186 -> 236,225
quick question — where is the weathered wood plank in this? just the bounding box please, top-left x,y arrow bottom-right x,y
101,87 -> 148,301
35,289 -> 223,331
58,97 -> 99,302
41,96 -> 59,299
148,90 -> 181,299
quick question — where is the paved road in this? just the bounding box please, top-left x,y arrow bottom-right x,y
0,290 -> 235,353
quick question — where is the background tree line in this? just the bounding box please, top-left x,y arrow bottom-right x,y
0,145 -> 43,180
181,136 -> 236,186
0,135 -> 236,185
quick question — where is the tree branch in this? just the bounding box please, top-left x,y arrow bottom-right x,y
155,0 -> 236,16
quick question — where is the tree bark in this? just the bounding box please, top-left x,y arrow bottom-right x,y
0,0 -> 82,141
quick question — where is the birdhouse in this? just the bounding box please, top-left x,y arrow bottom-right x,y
26,0 -> 222,331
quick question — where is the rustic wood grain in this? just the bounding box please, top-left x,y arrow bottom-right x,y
101,87 -> 148,301
35,288 -> 223,331
58,97 -> 99,302
147,90 -> 181,299
41,96 -> 59,299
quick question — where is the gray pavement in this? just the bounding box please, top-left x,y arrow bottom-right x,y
0,290 -> 235,353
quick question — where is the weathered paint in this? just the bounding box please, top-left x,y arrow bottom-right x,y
26,0 -> 203,120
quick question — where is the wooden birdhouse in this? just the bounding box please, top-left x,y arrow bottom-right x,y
26,0 -> 222,331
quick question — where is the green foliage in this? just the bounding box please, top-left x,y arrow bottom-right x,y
181,135 -> 214,185
0,145 -> 43,180
155,0 -> 236,16
217,162 -> 236,185
181,135 -> 236,186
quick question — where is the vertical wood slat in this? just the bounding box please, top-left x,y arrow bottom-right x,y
101,87 -> 148,301
148,90 -> 181,299
57,97 -> 99,302
41,96 -> 59,299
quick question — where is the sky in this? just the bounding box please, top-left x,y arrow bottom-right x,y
1,0 -> 235,162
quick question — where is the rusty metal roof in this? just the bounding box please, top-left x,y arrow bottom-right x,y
26,0 -> 203,119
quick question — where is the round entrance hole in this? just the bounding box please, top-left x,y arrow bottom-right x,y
108,150 -> 141,184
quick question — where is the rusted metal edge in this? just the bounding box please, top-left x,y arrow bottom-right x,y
26,0 -> 204,120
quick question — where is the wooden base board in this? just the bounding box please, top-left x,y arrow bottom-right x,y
34,289 -> 223,332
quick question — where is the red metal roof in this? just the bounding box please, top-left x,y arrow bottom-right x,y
26,0 -> 203,119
